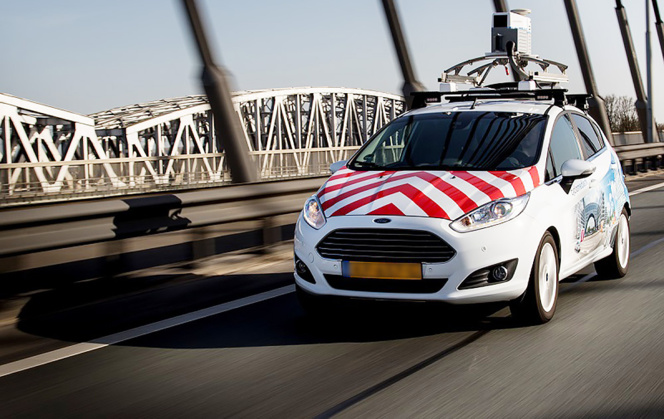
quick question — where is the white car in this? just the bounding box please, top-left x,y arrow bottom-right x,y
294,90 -> 630,324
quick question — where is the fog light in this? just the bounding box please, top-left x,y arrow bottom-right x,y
296,260 -> 307,275
459,259 -> 518,290
294,256 -> 315,284
491,265 -> 509,282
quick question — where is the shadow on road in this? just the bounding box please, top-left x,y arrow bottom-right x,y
15,266 -> 656,351
143,294 -> 518,348
117,292 -> 521,349
14,271 -> 292,344
13,271 -> 523,350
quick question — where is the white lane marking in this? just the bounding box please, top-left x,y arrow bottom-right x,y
630,237 -> 664,258
629,181 -> 664,196
0,285 -> 295,379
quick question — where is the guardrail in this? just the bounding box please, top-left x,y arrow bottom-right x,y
0,176 -> 325,258
0,142 -> 662,260
615,143 -> 664,174
0,148 -> 358,208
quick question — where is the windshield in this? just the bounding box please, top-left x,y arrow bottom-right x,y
348,111 -> 546,171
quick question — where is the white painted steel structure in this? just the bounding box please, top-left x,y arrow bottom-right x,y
0,93 -> 124,201
0,88 -> 405,205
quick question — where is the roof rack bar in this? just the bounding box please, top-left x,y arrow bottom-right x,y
566,94 -> 591,111
411,88 -> 570,109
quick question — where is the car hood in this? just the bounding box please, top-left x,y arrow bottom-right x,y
317,166 -> 541,220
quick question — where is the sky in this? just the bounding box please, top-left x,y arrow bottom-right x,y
1,0 -> 663,121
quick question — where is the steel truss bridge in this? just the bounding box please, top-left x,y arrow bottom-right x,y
0,88 -> 404,205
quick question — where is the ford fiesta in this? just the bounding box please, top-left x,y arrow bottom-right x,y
293,92 -> 630,324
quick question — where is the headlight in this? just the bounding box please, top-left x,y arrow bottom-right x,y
303,196 -> 326,229
450,193 -> 530,233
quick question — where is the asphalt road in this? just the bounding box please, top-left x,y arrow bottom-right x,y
1,173 -> 663,418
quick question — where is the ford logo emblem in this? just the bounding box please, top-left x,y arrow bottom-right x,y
373,218 -> 392,224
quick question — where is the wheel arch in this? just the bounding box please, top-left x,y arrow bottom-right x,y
546,226 -> 562,266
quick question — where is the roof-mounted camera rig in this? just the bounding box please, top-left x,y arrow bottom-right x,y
411,9 -> 592,110
439,9 -> 569,90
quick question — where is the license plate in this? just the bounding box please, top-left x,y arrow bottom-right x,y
342,261 -> 422,280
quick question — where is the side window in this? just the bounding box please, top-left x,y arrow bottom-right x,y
548,114 -> 583,177
570,113 -> 604,158
590,120 -> 608,149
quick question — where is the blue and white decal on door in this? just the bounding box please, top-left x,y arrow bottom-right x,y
574,153 -> 626,254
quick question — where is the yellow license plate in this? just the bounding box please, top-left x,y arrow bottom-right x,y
343,261 -> 422,280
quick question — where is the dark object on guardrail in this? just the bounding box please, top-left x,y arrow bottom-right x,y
615,143 -> 664,174
0,177 -> 325,258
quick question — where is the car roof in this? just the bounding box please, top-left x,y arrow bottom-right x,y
404,99 -> 567,117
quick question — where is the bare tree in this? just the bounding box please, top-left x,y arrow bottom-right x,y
604,95 -> 640,133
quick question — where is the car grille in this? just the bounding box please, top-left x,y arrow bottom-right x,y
316,228 -> 455,263
324,275 -> 448,294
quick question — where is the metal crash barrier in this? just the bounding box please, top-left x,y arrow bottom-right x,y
0,176 -> 324,259
0,142 -> 662,260
615,143 -> 664,174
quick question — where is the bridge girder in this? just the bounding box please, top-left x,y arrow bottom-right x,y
0,88 -> 405,205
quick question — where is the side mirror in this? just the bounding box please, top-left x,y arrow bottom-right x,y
330,160 -> 347,173
561,159 -> 595,180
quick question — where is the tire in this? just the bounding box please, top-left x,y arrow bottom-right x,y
510,232 -> 559,324
594,208 -> 630,279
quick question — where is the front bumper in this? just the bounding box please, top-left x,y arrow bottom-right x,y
294,212 -> 543,304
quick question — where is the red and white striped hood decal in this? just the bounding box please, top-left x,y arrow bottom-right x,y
317,166 -> 541,220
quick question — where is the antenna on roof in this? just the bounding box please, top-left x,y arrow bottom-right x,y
439,9 -> 568,91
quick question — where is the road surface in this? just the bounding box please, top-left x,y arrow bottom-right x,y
1,173 -> 663,418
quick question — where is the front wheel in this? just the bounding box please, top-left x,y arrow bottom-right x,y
594,208 -> 630,279
510,232 -> 559,324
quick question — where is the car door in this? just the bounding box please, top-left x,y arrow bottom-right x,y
542,113 -> 596,276
569,112 -> 616,258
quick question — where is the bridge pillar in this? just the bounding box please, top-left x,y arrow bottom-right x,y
380,0 -> 425,109
615,0 -> 651,143
181,0 -> 258,183
564,0 -> 616,145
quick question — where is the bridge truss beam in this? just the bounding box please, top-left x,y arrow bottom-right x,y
0,88 -> 405,205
